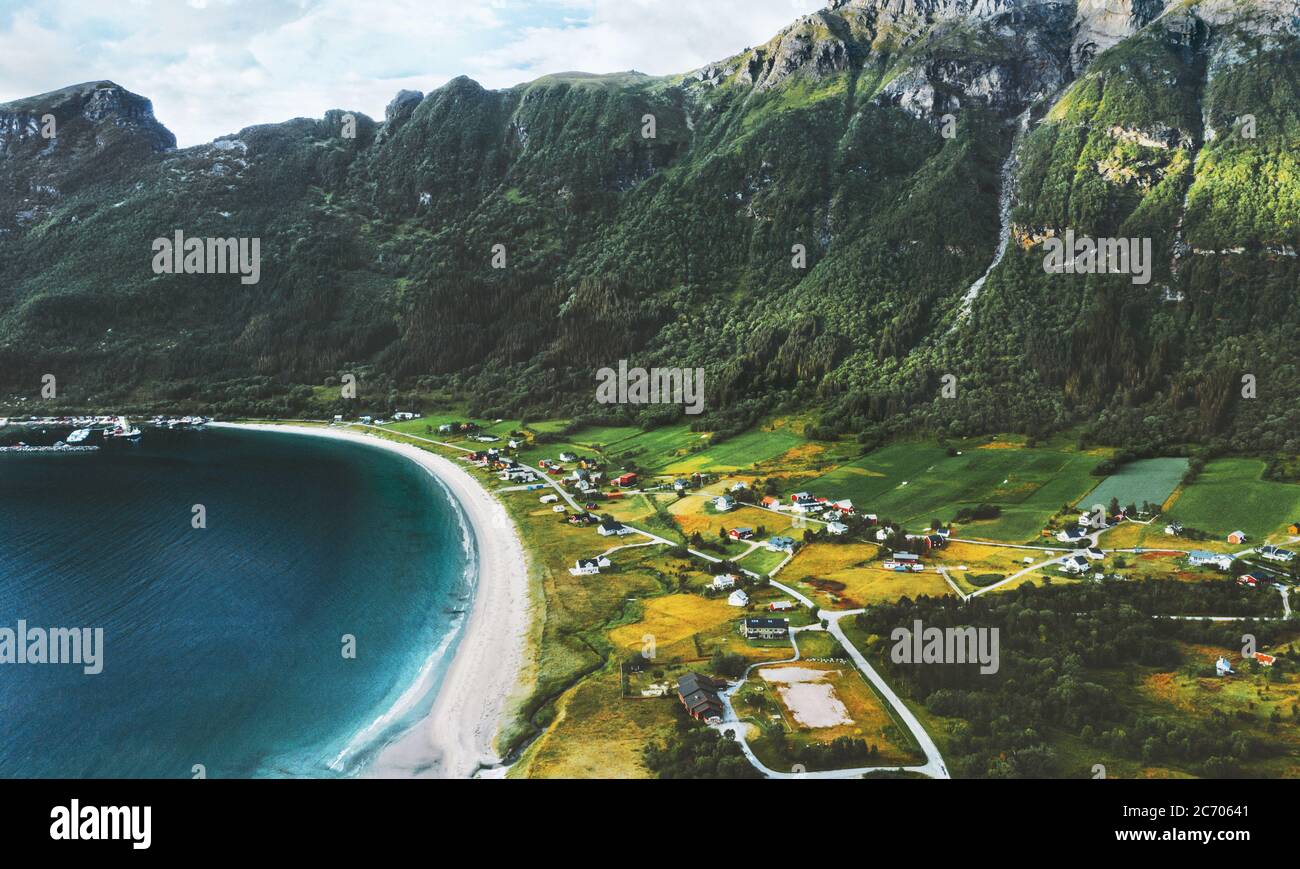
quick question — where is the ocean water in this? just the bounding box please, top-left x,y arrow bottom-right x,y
0,427 -> 474,778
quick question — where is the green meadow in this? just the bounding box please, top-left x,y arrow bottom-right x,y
807,442 -> 1099,540
1165,459 -> 1300,540
563,424 -> 801,474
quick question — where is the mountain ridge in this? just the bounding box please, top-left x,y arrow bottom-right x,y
1,0 -> 1296,456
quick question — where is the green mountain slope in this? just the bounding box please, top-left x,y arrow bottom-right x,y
0,0 -> 1295,452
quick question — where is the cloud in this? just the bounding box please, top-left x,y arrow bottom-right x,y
0,0 -> 824,146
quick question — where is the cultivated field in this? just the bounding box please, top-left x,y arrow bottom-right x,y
808,440 -> 1101,541
1085,458 -> 1189,511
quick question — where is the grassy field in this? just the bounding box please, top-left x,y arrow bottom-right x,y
780,542 -> 955,608
1085,458 -> 1189,511
806,440 -> 1101,541
666,497 -> 796,542
549,420 -> 823,477
1164,459 -> 1300,541
737,546 -> 791,577
510,663 -> 678,779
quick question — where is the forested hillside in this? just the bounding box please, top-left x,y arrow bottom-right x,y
0,0 -> 1296,453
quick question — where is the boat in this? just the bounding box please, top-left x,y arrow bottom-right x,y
103,417 -> 143,441
67,429 -> 91,444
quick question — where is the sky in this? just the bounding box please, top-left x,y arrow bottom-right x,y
0,0 -> 826,146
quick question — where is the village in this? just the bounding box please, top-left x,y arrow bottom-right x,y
263,412 -> 1300,778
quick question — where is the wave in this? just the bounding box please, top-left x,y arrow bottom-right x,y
327,466 -> 480,775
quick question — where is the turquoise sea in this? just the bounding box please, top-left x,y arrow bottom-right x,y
0,426 -> 474,777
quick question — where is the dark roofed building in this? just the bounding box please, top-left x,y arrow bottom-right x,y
676,672 -> 725,722
740,617 -> 789,640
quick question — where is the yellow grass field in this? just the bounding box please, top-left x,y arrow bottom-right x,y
782,542 -> 952,607
608,593 -> 740,659
932,541 -> 1051,574
510,665 -> 678,779
1102,519 -> 1261,556
667,498 -> 795,540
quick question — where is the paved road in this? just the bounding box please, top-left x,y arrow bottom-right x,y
823,611 -> 950,779
968,522 -> 1122,598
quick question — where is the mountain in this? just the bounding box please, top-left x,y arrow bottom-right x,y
1,0 -> 1297,455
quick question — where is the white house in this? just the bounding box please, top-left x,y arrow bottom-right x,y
1188,550 -> 1234,571
1061,555 -> 1091,575
827,522 -> 849,536
710,574 -> 738,591
1056,526 -> 1087,543
394,412 -> 419,421
727,589 -> 750,607
1164,522 -> 1183,536
714,496 -> 736,513
1260,545 -> 1295,563
540,495 -> 559,505
1216,656 -> 1234,676
598,519 -> 634,537
569,556 -> 612,577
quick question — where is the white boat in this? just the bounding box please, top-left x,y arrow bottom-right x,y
67,429 -> 91,444
103,417 -> 143,441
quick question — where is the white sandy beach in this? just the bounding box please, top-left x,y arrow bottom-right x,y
216,423 -> 530,779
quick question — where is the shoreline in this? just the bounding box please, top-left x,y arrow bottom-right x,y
215,423 -> 530,779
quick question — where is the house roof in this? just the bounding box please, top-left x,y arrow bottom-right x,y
677,672 -> 721,697
680,689 -> 724,716
743,617 -> 790,629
